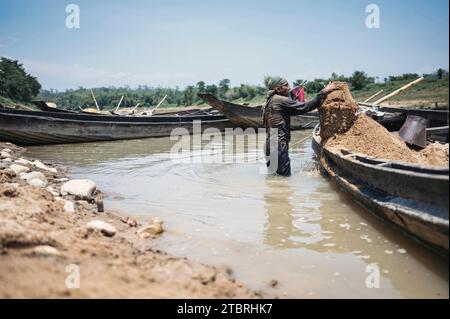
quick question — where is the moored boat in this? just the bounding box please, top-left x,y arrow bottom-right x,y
197,93 -> 319,129
0,108 -> 234,146
312,124 -> 449,255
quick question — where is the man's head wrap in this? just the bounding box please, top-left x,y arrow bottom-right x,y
265,76 -> 288,97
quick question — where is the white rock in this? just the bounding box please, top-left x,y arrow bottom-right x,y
9,164 -> 30,174
28,178 -> 46,188
20,171 -> 47,183
15,158 -> 31,165
55,178 -> 69,182
86,220 -> 116,237
61,179 -> 96,198
2,148 -> 12,153
2,158 -> 12,163
32,245 -> 61,257
46,186 -> 60,196
33,160 -> 57,173
63,200 -> 75,213
0,151 -> 11,158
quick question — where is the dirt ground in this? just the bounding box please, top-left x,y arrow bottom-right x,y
0,142 -> 262,298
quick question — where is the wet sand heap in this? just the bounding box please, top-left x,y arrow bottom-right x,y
317,82 -> 448,167
324,112 -> 449,167
318,81 -> 358,140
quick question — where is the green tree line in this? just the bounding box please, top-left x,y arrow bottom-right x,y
1,56 -> 448,109
0,57 -> 41,102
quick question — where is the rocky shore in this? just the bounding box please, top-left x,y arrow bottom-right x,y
0,141 -> 261,298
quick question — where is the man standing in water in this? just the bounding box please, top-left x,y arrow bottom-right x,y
263,76 -> 337,176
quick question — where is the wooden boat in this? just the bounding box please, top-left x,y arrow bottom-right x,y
197,93 -> 319,129
358,102 -> 449,130
378,105 -> 449,128
0,108 -> 234,146
312,124 -> 449,254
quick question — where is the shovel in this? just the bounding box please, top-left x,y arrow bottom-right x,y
398,115 -> 427,148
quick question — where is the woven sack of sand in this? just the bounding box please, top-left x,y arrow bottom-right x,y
318,81 -> 358,141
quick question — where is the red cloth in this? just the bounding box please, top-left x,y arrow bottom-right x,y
290,86 -> 305,102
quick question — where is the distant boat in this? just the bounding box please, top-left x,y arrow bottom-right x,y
312,124 -> 449,255
0,108 -> 234,146
197,93 -> 319,130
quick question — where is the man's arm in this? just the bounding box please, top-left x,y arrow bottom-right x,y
280,82 -> 339,115
280,91 -> 327,115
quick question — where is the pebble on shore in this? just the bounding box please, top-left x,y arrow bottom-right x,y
86,220 -> 117,237
137,218 -> 164,239
61,179 -> 97,198
9,164 -> 30,175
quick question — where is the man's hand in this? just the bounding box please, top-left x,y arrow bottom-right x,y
323,82 -> 339,94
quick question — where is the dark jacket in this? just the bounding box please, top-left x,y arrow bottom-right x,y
262,92 -> 326,143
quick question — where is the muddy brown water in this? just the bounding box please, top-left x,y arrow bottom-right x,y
27,130 -> 448,298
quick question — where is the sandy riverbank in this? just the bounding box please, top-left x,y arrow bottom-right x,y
0,142 -> 262,298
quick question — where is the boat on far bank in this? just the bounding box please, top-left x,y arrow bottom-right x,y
197,93 -> 319,129
0,108 -> 234,146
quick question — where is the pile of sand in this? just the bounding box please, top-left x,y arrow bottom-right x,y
318,81 -> 358,140
417,142 -> 449,167
325,114 -> 449,167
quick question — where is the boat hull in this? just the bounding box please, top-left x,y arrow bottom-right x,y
198,93 -> 319,130
312,125 -> 449,254
0,109 -> 234,146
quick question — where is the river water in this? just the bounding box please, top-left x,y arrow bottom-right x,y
27,130 -> 448,298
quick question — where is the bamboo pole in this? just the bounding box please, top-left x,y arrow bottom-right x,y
115,95 -> 124,113
148,95 -> 168,116
90,89 -> 100,111
373,77 -> 424,105
154,95 -> 167,110
129,103 -> 140,115
364,89 -> 384,103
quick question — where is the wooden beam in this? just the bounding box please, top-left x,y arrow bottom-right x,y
148,95 -> 168,116
373,77 -> 424,105
90,89 -> 100,111
115,95 -> 124,113
363,89 -> 384,103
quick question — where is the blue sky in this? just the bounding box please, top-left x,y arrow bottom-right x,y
0,0 -> 448,90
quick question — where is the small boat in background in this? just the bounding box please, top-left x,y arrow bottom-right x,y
197,93 -> 319,130
312,124 -> 449,255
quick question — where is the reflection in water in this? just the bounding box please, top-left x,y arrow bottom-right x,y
264,177 -> 323,248
26,130 -> 449,298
